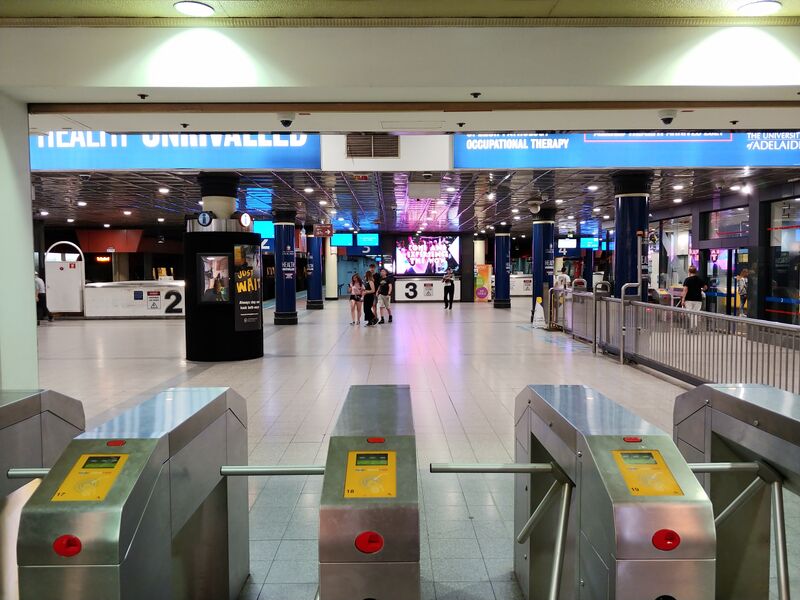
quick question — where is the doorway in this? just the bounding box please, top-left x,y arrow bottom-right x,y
704,248 -> 749,316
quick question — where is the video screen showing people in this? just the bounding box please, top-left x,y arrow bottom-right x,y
199,255 -> 230,303
395,235 -> 460,275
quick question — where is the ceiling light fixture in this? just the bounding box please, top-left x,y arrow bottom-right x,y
330,209 -> 337,215
173,1 -> 215,17
437,200 -> 446,205
514,216 -> 521,220
737,0 -> 782,16
319,200 -> 328,206
500,221 -> 507,226
521,234 -> 526,238
730,185 -> 742,191
158,187 -> 170,194
480,229 -> 486,234
486,192 -> 496,200
77,201 -> 87,207
337,217 -> 345,222
39,210 -> 49,216
67,218 -> 75,223
304,187 -> 314,194
511,208 -> 519,213
673,185 -> 684,190
446,186 -> 456,193
593,207 -> 601,213
198,200 -> 204,205
579,220 -> 586,225
742,184 -> 753,194
674,198 -> 683,204
123,210 -> 132,216
555,199 -> 564,205
158,217 -> 165,223
103,224 -> 111,228
603,215 -> 610,220
588,185 -> 599,192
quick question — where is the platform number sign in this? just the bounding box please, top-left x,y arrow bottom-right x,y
197,211 -> 213,227
404,282 -> 418,299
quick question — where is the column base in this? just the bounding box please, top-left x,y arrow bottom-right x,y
307,300 -> 324,310
324,296 -> 339,301
494,299 -> 511,309
274,311 -> 298,325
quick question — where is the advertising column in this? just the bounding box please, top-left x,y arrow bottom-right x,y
531,210 -> 556,314
274,209 -> 298,324
613,172 -> 652,301
494,223 -> 512,308
306,225 -> 324,310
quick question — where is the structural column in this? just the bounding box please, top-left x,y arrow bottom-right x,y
531,210 -> 556,314
274,209 -> 298,325
305,225 -> 324,310
324,236 -> 338,301
473,235 -> 487,266
612,172 -> 652,301
494,223 -> 512,308
0,93 -> 38,388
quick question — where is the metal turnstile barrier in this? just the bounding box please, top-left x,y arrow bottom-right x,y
14,387 -> 248,600
675,383 -> 800,600
432,385 -> 717,600
1,390 -> 85,600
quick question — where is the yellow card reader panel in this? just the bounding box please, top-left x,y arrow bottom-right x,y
612,450 -> 684,497
344,451 -> 397,499
52,454 -> 129,502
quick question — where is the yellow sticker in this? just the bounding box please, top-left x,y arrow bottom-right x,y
51,454 -> 129,502
344,451 -> 397,499
612,450 -> 684,497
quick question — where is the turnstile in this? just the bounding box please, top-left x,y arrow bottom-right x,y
1,390 -> 84,600
675,383 -> 799,600
15,387 -> 248,600
319,384 -> 419,600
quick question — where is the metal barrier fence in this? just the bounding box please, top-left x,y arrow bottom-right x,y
551,288 -> 800,395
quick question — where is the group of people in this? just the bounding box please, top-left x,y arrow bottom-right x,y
348,264 -> 394,326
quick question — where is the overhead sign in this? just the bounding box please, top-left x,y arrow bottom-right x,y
346,245 -> 380,256
314,224 -> 334,237
31,131 -> 322,171
453,132 -> 800,169
197,211 -> 213,227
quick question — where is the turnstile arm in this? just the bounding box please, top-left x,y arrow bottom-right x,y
772,481 -> 791,600
688,462 -> 760,473
548,482 -> 573,600
714,476 -> 765,527
516,480 -> 559,544
220,465 -> 325,476
429,463 -> 554,474
7,468 -> 51,479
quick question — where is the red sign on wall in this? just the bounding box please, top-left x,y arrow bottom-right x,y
313,224 -> 334,237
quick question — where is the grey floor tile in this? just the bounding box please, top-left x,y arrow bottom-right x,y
258,583 -> 319,600
249,540 -> 280,562
421,581 -> 437,600
275,539 -> 319,561
432,558 -> 490,582
427,519 -> 477,540
435,581 -> 497,600
491,581 -> 525,600
429,538 -> 483,560
265,560 -> 319,584
477,536 -> 513,559
248,560 -> 271,584
483,559 -> 515,582
237,582 -> 262,600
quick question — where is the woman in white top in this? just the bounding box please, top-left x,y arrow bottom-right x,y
348,274 -> 364,325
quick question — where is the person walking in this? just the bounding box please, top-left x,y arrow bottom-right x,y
348,273 -> 364,325
442,267 -> 455,310
363,271 -> 378,326
736,268 -> 749,317
680,265 -> 707,331
34,271 -> 52,324
376,267 -> 394,324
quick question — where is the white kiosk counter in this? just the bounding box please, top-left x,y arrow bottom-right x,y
395,277 -> 461,302
510,274 -> 533,297
84,281 -> 185,318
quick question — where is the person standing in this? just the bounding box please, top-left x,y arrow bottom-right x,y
442,268 -> 455,310
34,271 -> 52,324
736,268 -> 749,317
363,271 -> 377,326
555,266 -> 571,289
348,274 -> 364,325
680,265 -> 707,331
377,267 -> 394,324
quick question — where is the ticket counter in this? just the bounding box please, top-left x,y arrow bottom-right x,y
84,281 -> 185,318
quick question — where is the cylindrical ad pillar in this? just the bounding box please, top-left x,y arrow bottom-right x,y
531,209 -> 556,309
613,172 -> 652,302
306,225 -> 324,310
494,223 -> 512,308
274,209 -> 298,324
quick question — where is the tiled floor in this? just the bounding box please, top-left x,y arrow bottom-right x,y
36,299 -> 798,599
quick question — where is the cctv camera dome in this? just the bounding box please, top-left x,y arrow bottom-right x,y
529,204 -> 541,214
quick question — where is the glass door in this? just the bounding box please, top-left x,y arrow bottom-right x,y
705,248 -> 750,316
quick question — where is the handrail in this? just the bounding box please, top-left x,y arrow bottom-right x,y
7,468 -> 50,479
618,283 -> 640,365
430,463 -> 554,474
220,465 -> 325,476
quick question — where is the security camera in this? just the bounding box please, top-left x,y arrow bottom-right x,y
529,204 -> 541,215
457,122 -> 466,128
422,172 -> 433,180
658,109 -> 678,126
278,112 -> 295,128
79,174 -> 91,181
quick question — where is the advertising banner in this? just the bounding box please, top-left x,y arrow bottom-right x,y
233,245 -> 263,331
454,132 -> 800,170
395,235 -> 461,275
475,264 -> 492,302
31,131 -> 321,171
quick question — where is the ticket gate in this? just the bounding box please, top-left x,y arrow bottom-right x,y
432,384 -> 717,600
1,390 -> 85,600
675,383 -> 799,600
13,387 -> 248,600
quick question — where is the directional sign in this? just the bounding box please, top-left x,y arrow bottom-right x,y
314,224 -> 334,237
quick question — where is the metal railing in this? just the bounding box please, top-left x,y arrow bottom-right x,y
547,288 -> 571,331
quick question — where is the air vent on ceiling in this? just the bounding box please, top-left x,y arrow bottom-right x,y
346,133 -> 399,158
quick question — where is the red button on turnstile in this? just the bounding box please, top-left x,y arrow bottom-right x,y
354,531 -> 384,554
367,437 -> 385,444
623,436 -> 642,443
106,440 -> 126,447
53,535 -> 82,557
652,529 -> 681,551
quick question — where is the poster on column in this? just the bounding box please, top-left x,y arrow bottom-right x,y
233,245 -> 263,331
475,265 -> 492,302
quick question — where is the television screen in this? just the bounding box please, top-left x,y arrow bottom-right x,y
395,235 -> 460,275
579,238 -> 600,250
601,241 -> 616,251
558,238 -> 577,249
357,233 -> 379,246
331,233 -> 354,247
198,254 -> 231,303
252,220 -> 274,239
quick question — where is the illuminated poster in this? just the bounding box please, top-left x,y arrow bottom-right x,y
198,255 -> 230,303
233,245 -> 263,331
475,264 -> 492,302
395,235 -> 460,275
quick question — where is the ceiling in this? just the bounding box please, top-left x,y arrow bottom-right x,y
3,0 -> 800,22
31,167 -> 800,236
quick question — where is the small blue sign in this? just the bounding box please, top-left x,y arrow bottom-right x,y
31,132 -> 321,171
579,238 -> 600,250
331,233 -> 354,247
197,211 -> 213,227
454,132 -> 800,169
253,220 -> 275,239
356,233 -> 380,246
261,238 -> 274,253
346,245 -> 381,257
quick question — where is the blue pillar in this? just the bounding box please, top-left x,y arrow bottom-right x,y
613,172 -> 652,302
306,226 -> 324,310
274,209 -> 298,324
494,223 -> 512,308
531,210 -> 556,315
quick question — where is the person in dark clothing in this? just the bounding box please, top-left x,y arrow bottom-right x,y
442,268 -> 455,309
363,271 -> 378,326
680,265 -> 707,331
376,268 -> 394,324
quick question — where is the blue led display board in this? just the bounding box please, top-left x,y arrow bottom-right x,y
30,132 -> 321,171
453,132 -> 800,169
331,233 -> 354,247
580,238 -> 600,250
356,233 -> 380,246
253,220 -> 275,239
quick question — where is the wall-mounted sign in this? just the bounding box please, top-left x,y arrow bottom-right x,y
197,211 -> 213,227
313,224 -> 334,237
454,132 -> 800,169
238,212 -> 252,228
31,132 -> 322,171
345,245 -> 381,257
95,256 -> 111,263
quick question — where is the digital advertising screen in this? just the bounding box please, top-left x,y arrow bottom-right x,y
356,233 -> 380,246
198,254 -> 231,303
331,233 -> 354,247
252,220 -> 275,239
557,238 -> 577,249
580,237 -> 600,250
395,235 -> 460,275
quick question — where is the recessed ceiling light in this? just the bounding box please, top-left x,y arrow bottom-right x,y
446,186 -> 456,193
742,184 -> 753,194
77,201 -> 87,207
521,234 -> 526,238
473,232 -> 478,236
337,217 -> 344,222
304,187 -> 314,194
737,207 -> 745,211
514,215 -> 521,220
330,209 -> 337,215
567,215 -> 575,219
157,217 -> 165,222
673,185 -> 684,190
103,224 -> 110,228
730,185 -> 741,191
511,208 -> 519,213
40,210 -> 49,216
173,1 -> 215,17
555,199 -> 565,204
348,226 -> 354,231
123,210 -> 132,216
500,221 -> 507,226
198,200 -> 204,205
488,226 -> 495,230
437,200 -> 446,205
319,200 -> 328,206
674,198 -> 683,204
158,187 -> 170,194
603,215 -> 610,220
738,0 -> 782,16
593,207 -> 601,213
344,222 -> 350,227
588,185 -> 599,192
579,220 -> 586,225
67,218 -> 75,223
486,192 -> 496,200
480,229 -> 486,234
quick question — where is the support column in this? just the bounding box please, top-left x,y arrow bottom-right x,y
613,172 -> 653,301
274,209 -> 298,325
306,225 -> 324,310
0,93 -> 38,388
474,235 -> 487,266
459,233 -> 475,303
494,223 -> 512,309
531,210 -> 556,316
324,237 -> 338,300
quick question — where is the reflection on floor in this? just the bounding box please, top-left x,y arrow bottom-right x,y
36,300 -> 798,600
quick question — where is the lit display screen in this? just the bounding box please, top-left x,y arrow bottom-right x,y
580,238 -> 600,250
620,452 -> 657,465
357,233 -> 380,246
355,453 -> 389,466
331,233 -> 354,247
557,238 -> 577,249
82,456 -> 121,469
395,235 -> 460,275
252,220 -> 275,239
